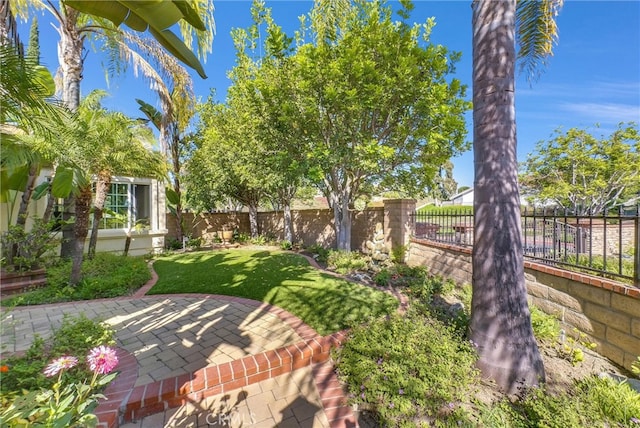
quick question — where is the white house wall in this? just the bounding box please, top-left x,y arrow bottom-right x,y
0,170 -> 167,255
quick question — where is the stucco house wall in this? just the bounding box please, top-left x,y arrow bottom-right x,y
1,170 -> 167,256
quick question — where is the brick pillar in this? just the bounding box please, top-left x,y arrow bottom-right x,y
383,199 -> 416,260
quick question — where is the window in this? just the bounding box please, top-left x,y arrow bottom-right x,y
96,183 -> 151,230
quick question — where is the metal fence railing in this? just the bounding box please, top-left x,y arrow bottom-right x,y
412,206 -> 640,287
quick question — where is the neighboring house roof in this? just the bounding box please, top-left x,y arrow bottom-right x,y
449,187 -> 474,202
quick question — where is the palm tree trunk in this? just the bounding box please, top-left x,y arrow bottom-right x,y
69,184 -> 92,285
88,171 -> 111,259
11,163 -> 38,260
469,0 -> 545,393
57,6 -> 83,259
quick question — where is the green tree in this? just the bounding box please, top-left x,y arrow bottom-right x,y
520,124 -> 640,214
470,0 -> 563,393
193,98 -> 272,237
49,92 -> 164,283
230,1 -> 310,242
292,0 -> 470,250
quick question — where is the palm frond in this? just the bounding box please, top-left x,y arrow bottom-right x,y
516,0 -> 564,83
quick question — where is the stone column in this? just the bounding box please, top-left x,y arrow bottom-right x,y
383,199 -> 416,260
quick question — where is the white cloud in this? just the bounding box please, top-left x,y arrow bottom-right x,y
559,102 -> 640,123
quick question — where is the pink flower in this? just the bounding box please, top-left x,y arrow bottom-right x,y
87,346 -> 118,375
43,356 -> 78,377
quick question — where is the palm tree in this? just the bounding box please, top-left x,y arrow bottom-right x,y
87,111 -> 166,259
54,92 -> 163,283
470,0 -> 562,393
9,0 -> 213,261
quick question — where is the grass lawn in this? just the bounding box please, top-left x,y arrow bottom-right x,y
148,249 -> 398,335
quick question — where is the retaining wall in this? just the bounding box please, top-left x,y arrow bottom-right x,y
408,238 -> 640,372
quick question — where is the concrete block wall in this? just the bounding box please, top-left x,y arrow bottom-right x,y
407,238 -> 640,372
169,202 -> 402,252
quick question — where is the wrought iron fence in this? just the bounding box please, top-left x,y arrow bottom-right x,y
412,205 -> 640,287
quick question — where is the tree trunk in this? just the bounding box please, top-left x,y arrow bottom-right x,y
123,233 -> 132,257
283,203 -> 292,243
42,186 -> 55,223
248,203 -> 259,238
69,184 -> 92,285
88,171 -> 111,259
11,163 -> 38,260
57,6 -> 83,259
172,176 -> 184,245
469,0 -> 545,394
332,193 -> 352,251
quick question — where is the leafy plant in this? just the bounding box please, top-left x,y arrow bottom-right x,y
1,346 -> 119,427
186,236 -> 203,249
326,250 -> 367,274
632,356 -> 640,379
279,240 -> 292,250
530,305 -> 561,342
0,218 -> 59,271
2,254 -> 150,307
335,308 -> 479,426
486,375 -> 640,427
305,244 -> 330,264
390,244 -> 408,263
558,328 -> 598,366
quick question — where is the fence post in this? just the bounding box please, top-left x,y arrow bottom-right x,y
635,205 -> 640,288
383,199 -> 417,261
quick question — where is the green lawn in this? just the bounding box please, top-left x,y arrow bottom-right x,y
149,249 -> 398,335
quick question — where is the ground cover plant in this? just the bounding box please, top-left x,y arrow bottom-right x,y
1,253 -> 151,307
148,249 -> 398,335
334,265 -> 640,427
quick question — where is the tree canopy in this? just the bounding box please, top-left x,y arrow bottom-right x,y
191,0 -> 470,249
520,123 -> 640,214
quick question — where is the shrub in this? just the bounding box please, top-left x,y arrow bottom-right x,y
373,268 -> 392,286
305,244 -> 330,264
0,218 -> 59,271
280,240 -> 293,250
327,250 -> 367,274
2,254 -> 150,306
186,236 -> 203,249
335,309 -> 479,426
165,238 -> 182,250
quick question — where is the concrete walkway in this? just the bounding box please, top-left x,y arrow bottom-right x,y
0,259 -> 364,427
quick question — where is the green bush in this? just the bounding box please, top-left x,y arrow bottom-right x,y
327,250 -> 367,274
186,236 -> 203,249
165,238 -> 182,250
2,253 -> 150,306
0,218 -> 59,271
0,314 -> 115,396
280,240 -> 293,250
481,376 -> 640,427
335,309 -> 479,426
305,244 -> 330,264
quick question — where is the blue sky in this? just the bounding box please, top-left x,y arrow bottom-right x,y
22,0 -> 640,189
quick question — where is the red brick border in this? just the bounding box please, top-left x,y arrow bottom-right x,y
94,331 -> 354,427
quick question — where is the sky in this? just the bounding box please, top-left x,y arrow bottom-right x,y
20,0 -> 640,190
